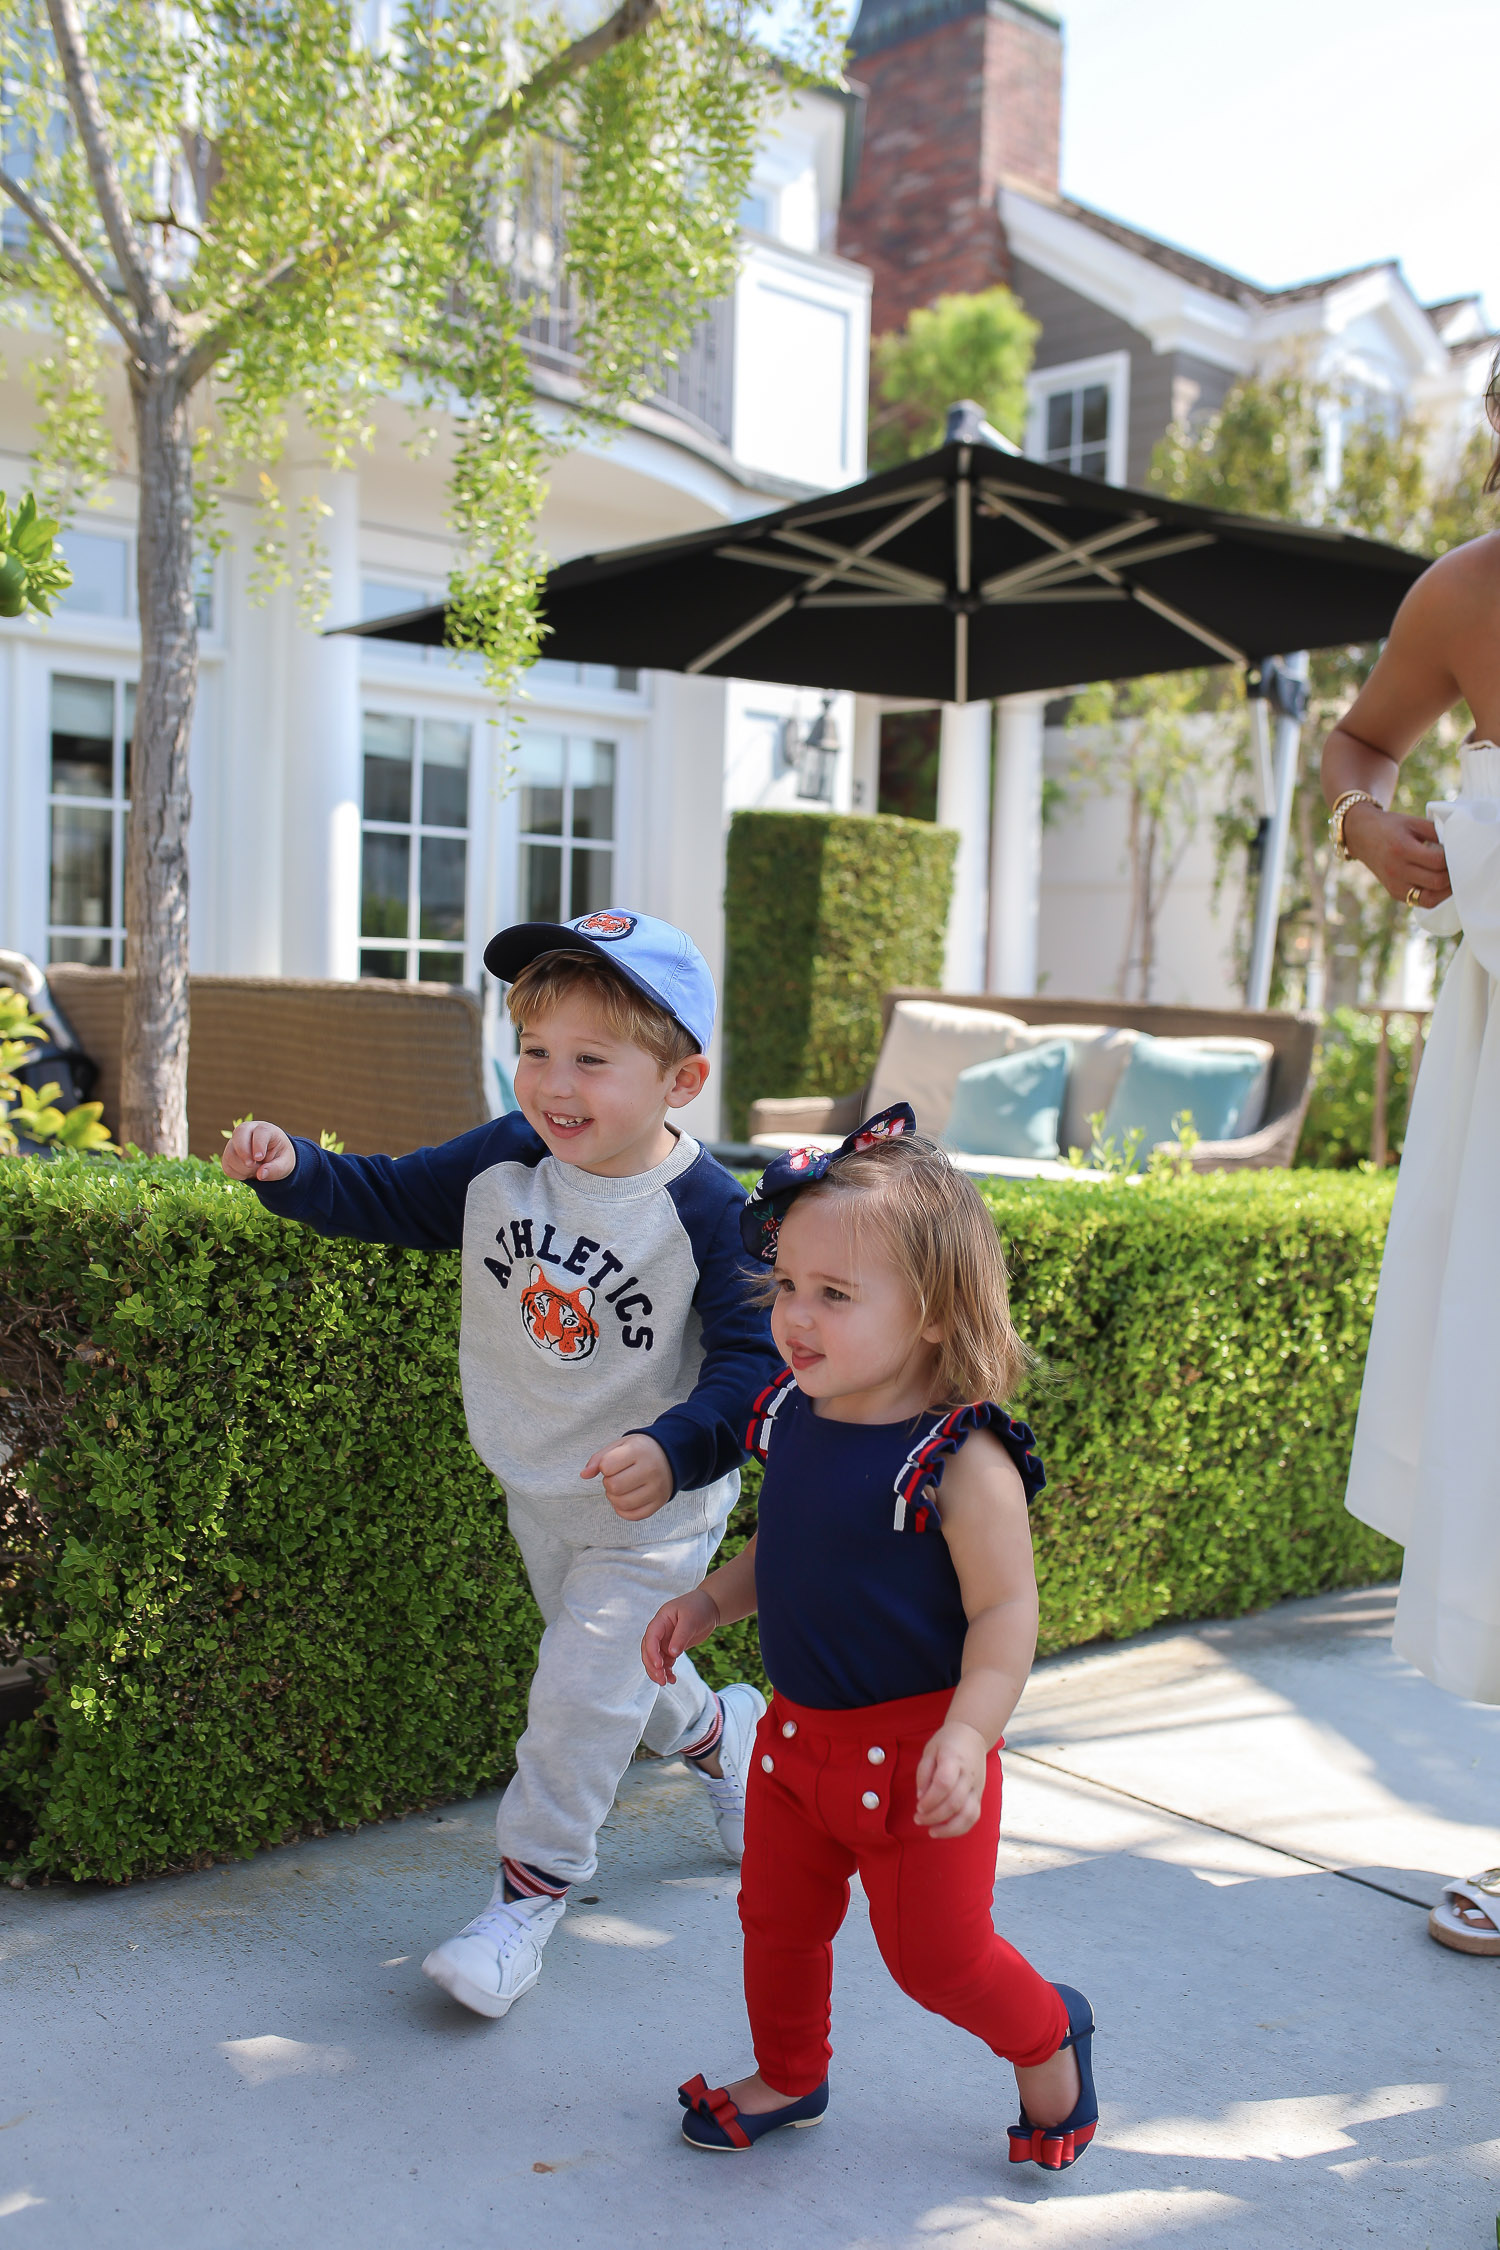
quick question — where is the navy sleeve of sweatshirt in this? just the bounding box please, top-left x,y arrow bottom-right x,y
251,1112 -> 547,1249
640,1154 -> 783,1496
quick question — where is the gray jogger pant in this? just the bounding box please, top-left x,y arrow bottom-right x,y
494,1506 -> 727,1887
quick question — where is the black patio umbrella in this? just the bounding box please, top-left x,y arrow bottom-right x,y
347,404 -> 1426,699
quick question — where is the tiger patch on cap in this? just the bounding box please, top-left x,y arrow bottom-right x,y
572,911 -> 637,940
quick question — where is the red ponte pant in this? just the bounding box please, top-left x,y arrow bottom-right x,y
738,1688 -> 1069,2098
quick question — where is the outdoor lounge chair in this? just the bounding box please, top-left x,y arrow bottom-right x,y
43,968 -> 489,1160
746,989 -> 1318,1176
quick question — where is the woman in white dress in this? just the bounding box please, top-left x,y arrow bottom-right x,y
1322,413 -> 1500,1956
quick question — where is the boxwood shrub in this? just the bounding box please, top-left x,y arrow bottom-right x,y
722,808 -> 958,1138
1,1156 -> 1396,1883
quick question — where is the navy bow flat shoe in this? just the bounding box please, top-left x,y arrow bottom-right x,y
1008,1984 -> 1098,2170
678,2073 -> 829,2152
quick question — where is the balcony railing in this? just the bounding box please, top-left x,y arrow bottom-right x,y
506,141 -> 734,450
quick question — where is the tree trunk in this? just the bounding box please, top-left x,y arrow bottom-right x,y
121,369 -> 197,1155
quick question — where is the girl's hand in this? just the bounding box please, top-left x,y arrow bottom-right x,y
642,1588 -> 720,1686
914,1719 -> 988,1839
1343,801 -> 1452,907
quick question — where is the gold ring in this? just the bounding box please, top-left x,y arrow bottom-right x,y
1405,885 -> 1423,907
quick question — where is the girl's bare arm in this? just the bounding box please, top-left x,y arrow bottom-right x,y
914,1431 -> 1039,1838
641,1533 -> 757,1686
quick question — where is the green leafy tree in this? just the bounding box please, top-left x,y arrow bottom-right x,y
0,0 -> 839,1154
868,286 -> 1038,471
1150,371 -> 1498,1005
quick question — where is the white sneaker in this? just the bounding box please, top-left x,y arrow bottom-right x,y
421,1889 -> 565,2019
691,1682 -> 766,1861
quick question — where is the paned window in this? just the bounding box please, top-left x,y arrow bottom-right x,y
48,673 -> 133,966
1042,382 -> 1111,480
1028,353 -> 1129,485
359,709 -> 472,983
517,732 -> 616,923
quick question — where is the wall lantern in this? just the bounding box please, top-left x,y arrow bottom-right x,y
793,695 -> 840,803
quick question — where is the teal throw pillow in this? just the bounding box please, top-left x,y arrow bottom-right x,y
1102,1035 -> 1267,1167
942,1040 -> 1070,1161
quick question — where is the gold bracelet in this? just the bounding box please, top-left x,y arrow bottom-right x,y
1330,789 -> 1378,861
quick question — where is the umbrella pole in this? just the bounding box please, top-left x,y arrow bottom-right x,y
1245,653 -> 1309,1010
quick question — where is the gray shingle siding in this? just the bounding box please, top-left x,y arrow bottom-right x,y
1010,257 -> 1236,487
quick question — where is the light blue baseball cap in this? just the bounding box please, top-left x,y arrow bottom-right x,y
484,909 -> 716,1054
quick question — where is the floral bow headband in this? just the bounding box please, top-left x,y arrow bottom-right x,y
739,1102 -> 917,1264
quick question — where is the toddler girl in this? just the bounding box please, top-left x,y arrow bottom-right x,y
642,1106 -> 1097,2169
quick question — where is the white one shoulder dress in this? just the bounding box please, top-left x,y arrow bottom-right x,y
1345,741 -> 1500,1704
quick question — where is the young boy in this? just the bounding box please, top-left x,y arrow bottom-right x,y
221,910 -> 777,2020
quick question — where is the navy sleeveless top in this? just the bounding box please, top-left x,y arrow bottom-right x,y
746,1369 -> 1046,1711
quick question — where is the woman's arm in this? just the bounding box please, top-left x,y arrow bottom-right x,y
1321,555 -> 1477,906
641,1533 -> 758,1686
914,1432 -> 1039,1839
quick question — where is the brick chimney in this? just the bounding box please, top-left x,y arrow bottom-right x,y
839,0 -> 1063,337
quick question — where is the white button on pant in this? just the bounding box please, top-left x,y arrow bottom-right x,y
866,1745 -> 886,1764
781,1721 -> 797,1738
860,1790 -> 880,1809
761,1755 -> 775,1773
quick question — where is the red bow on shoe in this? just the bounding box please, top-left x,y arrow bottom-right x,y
678,2074 -> 751,2150
1008,2119 -> 1095,2169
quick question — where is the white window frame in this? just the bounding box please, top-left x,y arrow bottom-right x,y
1026,350 -> 1131,487
46,666 -> 134,968
514,727 -> 621,928
358,701 -> 479,986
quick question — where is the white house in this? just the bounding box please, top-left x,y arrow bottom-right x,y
0,86 -> 870,1142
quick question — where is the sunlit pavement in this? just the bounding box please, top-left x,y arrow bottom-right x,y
3,1585 -> 1498,2249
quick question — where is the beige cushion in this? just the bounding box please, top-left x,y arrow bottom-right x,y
867,1000 -> 1029,1137
1005,1024 -> 1140,1155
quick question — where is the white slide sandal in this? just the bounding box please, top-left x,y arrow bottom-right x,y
1428,1870 -> 1500,1956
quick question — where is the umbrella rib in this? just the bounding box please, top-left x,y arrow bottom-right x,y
978,515 -> 1162,601
684,489 -> 947,674
802,592 -> 943,607
1002,588 -> 1130,604
1128,585 -> 1245,664
782,480 -> 945,531
981,530 -> 1216,601
716,544 -> 906,594
774,528 -> 945,597
976,492 -> 1245,660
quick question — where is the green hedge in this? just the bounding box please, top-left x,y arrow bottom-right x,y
1,1157 -> 1397,1883
1296,1006 -> 1419,1170
722,809 -> 957,1138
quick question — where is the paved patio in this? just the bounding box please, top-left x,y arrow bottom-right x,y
3,1585 -> 1498,2249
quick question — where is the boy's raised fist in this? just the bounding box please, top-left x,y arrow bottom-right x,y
221,1119 -> 296,1183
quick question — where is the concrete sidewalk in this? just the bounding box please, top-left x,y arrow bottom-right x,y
3,1586 -> 1498,2249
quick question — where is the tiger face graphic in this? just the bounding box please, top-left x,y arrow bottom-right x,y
519,1264 -> 599,1362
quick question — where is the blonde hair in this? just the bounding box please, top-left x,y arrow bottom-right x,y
787,1133 -> 1031,1406
505,950 -> 700,1071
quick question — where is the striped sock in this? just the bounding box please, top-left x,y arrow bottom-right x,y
680,1694 -> 724,1765
501,1856 -> 569,1903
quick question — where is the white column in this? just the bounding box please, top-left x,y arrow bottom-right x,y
279,465 -> 361,980
987,691 -> 1047,996
936,701 -> 992,991
849,694 -> 881,815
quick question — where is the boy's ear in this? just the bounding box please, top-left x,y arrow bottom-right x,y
664,1053 -> 711,1111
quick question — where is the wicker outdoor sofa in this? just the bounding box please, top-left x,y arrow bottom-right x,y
747,989 -> 1319,1175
